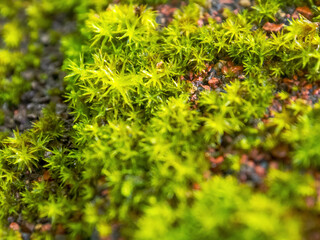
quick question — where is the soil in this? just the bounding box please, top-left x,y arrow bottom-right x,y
0,14 -> 76,134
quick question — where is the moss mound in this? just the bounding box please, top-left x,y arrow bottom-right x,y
1,0 -> 320,239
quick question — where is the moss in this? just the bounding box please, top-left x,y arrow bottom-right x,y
136,176 -> 301,240
1,0 -> 320,239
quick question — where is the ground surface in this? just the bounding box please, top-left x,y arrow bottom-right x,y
1,0 -> 320,239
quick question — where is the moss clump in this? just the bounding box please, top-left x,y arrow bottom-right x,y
283,103 -> 320,168
136,176 -> 301,240
1,0 -> 320,239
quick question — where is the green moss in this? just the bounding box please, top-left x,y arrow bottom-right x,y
136,176 -> 301,240
267,169 -> 315,207
1,0 -> 320,239
283,103 -> 320,168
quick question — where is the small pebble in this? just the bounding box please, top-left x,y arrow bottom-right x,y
239,0 -> 251,8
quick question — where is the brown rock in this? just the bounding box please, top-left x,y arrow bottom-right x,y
9,222 -> 20,231
208,78 -> 219,87
230,66 -> 243,74
201,84 -> 211,91
263,22 -> 284,32
220,0 -> 233,3
41,223 -> 52,232
255,166 -> 265,176
221,66 -> 228,75
43,170 -> 51,181
271,144 -> 289,159
239,0 -> 251,8
210,156 -> 224,164
296,6 -> 313,19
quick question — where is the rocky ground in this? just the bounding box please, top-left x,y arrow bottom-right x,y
0,14 -> 75,134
